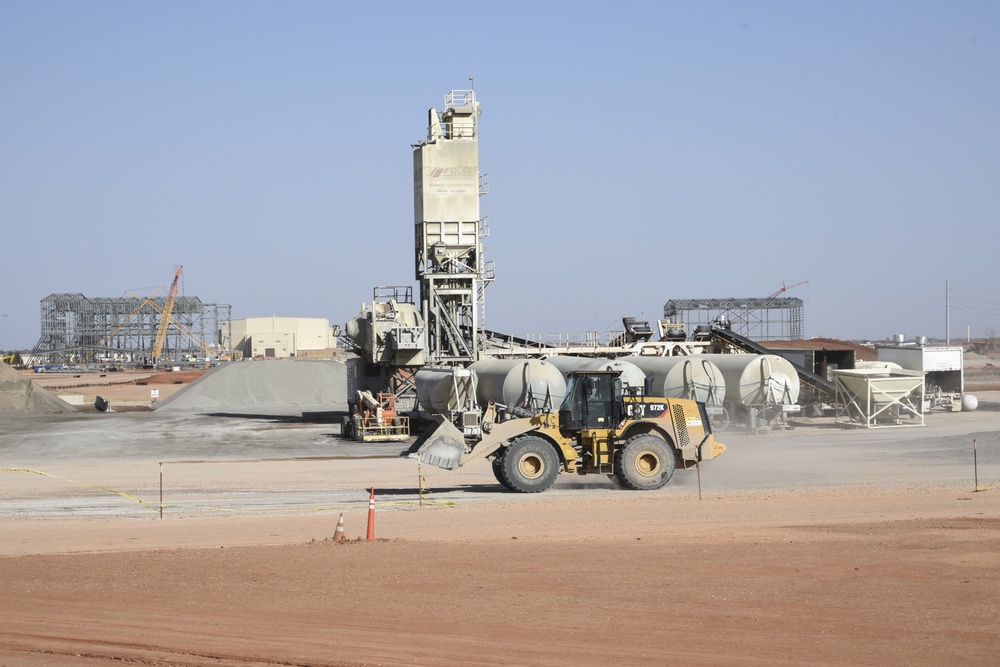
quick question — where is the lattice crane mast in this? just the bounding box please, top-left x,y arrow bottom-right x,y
152,266 -> 182,363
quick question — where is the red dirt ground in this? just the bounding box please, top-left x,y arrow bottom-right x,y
4,360 -> 998,665
1,489 -> 997,667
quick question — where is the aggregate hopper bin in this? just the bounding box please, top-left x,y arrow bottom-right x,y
833,368 -> 925,428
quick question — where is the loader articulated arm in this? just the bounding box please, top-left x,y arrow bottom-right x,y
406,413 -> 548,470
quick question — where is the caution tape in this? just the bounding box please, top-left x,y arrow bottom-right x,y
1,467 -> 158,511
1,467 -> 459,513
399,464 -> 461,508
155,501 -> 365,514
378,498 -> 460,508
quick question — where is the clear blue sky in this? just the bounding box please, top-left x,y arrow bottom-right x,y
1,1 -> 997,350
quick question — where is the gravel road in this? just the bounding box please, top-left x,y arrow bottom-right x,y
2,397 -> 997,521
2,396 -> 998,667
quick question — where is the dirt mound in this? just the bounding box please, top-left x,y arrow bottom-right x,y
0,364 -> 73,414
154,360 -> 347,413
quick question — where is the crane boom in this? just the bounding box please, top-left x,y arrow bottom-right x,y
144,296 -> 215,361
729,280 -> 808,325
152,266 -> 182,363
766,280 -> 809,300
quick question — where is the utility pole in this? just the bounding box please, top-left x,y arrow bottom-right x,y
945,281 -> 950,345
2,313 -> 6,352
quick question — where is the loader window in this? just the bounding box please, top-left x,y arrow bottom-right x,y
612,378 -> 623,423
560,375 -> 585,429
559,373 -> 617,431
584,374 -> 615,429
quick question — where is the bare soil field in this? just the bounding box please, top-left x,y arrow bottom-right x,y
965,351 -> 1000,391
28,368 -> 208,407
1,488 -> 998,667
1,364 -> 998,666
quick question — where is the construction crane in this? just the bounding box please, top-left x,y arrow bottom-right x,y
767,280 -> 809,300
89,278 -> 216,365
152,266 -> 182,364
727,280 -> 809,327
143,296 -> 216,365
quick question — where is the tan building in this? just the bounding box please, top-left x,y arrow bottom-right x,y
224,317 -> 339,360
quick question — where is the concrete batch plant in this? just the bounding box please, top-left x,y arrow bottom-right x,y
341,90 -> 802,431
344,89 -> 492,404
341,88 -> 975,433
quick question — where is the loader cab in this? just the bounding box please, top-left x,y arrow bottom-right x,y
559,371 -> 623,432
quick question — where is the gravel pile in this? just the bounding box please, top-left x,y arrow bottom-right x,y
0,363 -> 73,414
155,360 -> 348,413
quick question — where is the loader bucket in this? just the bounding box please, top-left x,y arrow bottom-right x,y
700,434 -> 727,460
405,415 -> 468,470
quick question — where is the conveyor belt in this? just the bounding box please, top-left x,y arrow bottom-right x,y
479,328 -> 558,349
710,328 -> 836,398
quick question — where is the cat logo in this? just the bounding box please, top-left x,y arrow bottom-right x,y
627,403 -> 645,418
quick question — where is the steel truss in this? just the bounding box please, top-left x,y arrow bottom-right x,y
33,293 -> 232,364
664,297 -> 804,341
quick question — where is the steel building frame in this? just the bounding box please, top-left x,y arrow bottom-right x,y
33,293 -> 231,364
664,297 -> 804,341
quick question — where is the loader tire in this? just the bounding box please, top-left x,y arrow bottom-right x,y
498,436 -> 559,493
615,434 -> 675,491
492,458 -> 514,490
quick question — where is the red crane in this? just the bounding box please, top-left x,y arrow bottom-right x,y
727,280 -> 808,326
765,280 -> 808,300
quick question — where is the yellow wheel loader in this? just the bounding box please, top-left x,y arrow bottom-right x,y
407,370 -> 726,493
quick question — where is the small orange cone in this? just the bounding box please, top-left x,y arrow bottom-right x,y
366,487 -> 375,541
334,513 -> 346,542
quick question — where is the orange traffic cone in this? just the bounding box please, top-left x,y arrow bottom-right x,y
366,487 -> 375,541
334,513 -> 346,542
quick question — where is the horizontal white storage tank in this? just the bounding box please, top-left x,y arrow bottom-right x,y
469,359 -> 567,414
544,356 -> 646,390
414,367 -> 476,415
626,355 -> 726,406
700,354 -> 800,406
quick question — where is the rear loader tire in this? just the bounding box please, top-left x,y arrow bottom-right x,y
498,436 -> 560,493
614,434 -> 675,491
